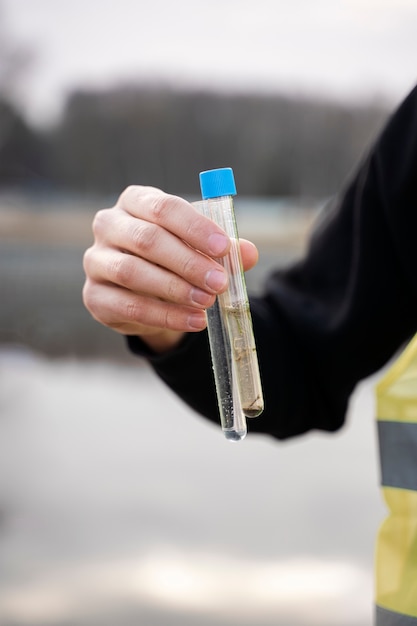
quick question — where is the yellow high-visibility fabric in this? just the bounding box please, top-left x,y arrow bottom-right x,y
376,335 -> 417,618
376,488 -> 417,615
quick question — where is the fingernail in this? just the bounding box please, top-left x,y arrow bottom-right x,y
188,312 -> 207,330
191,288 -> 213,307
205,269 -> 228,292
207,233 -> 229,256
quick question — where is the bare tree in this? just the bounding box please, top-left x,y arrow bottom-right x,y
0,3 -> 42,187
0,2 -> 35,105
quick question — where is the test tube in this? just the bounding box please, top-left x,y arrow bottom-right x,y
205,297 -> 247,441
197,167 -> 264,433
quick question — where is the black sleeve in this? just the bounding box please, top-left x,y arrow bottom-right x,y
128,84 -> 417,440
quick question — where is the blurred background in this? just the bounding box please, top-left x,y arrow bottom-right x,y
0,0 -> 416,624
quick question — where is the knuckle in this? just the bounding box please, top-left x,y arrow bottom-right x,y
109,254 -> 134,287
124,298 -> 142,323
82,246 -> 93,274
182,212 -> 201,239
131,221 -> 158,254
162,306 -> 188,331
82,279 -> 100,318
92,208 -> 111,239
165,277 -> 183,303
162,308 -> 171,330
149,193 -> 171,223
181,253 -> 197,279
82,279 -> 91,309
118,185 -> 160,211
118,185 -> 138,207
123,295 -> 171,330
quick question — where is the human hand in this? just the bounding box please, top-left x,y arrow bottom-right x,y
83,186 -> 258,353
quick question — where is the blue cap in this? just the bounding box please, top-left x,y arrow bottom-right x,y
199,167 -> 237,200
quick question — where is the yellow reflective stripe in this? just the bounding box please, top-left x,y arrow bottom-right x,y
378,421 -> 417,491
375,486 -> 417,617
376,605 -> 417,625
378,393 -> 417,422
377,336 -> 417,423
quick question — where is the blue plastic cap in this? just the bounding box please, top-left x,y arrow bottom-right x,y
199,167 -> 237,200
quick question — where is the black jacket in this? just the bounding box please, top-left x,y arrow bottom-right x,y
128,84 -> 417,440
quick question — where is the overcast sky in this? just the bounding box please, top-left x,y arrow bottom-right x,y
2,0 -> 417,126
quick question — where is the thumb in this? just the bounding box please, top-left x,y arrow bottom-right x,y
239,239 -> 259,272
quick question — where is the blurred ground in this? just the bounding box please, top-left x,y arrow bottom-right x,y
0,350 -> 385,626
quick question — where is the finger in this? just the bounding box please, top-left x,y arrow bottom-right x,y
117,186 -> 231,257
83,279 -> 208,334
240,239 -> 259,272
83,247 -> 216,309
93,210 -> 229,295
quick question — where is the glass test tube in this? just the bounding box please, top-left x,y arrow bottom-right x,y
193,198 -> 247,441
205,298 -> 247,441
195,167 -> 264,440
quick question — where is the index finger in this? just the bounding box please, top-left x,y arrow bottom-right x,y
117,186 -> 231,258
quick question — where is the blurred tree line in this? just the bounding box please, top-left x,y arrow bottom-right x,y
0,4 -> 44,189
0,84 -> 389,199
0,2 -> 389,200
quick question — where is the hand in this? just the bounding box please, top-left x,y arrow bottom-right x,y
83,186 -> 259,353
